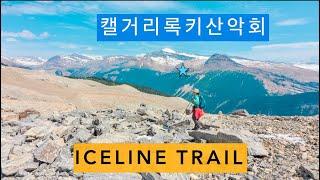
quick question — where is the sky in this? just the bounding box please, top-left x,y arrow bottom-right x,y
1,1 -> 319,64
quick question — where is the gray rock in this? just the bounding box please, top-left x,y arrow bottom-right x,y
53,125 -> 73,138
81,112 -> 89,118
143,116 -> 159,123
24,125 -> 53,140
297,164 -> 319,180
141,172 -> 163,180
114,108 -> 126,119
33,163 -> 56,177
93,125 -> 104,136
48,115 -> 62,123
171,110 -> 183,120
34,139 -> 64,163
83,173 -> 142,180
173,133 -> 194,142
1,153 -> 34,176
1,143 -> 14,162
75,128 -> 92,142
22,161 -> 39,172
63,116 -> 78,126
188,129 -> 268,157
21,174 -> 36,179
80,118 -> 93,126
92,118 -> 101,126
160,173 -> 190,180
52,147 -> 73,172
231,109 -> 249,117
15,169 -> 29,177
137,106 -> 148,116
136,133 -> 174,143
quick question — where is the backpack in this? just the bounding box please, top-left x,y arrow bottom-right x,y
199,95 -> 206,109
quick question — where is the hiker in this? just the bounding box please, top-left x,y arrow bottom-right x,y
190,88 -> 205,130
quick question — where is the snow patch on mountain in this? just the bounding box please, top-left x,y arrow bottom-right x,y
1,56 -> 47,67
231,57 -> 271,67
293,63 -> 319,72
162,48 -> 176,54
162,48 -> 209,60
150,57 -> 183,66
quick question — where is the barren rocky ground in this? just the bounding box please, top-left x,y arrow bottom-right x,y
1,67 -> 319,180
1,107 -> 319,179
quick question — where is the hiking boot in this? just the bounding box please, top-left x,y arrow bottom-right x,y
192,126 -> 199,130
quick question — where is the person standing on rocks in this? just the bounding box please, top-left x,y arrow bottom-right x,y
191,88 -> 205,130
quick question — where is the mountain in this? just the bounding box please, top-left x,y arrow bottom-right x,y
1,56 -> 46,69
231,56 -> 319,82
92,67 -> 318,116
293,63 -> 319,72
1,49 -> 319,116
44,53 -> 102,69
203,54 -> 244,71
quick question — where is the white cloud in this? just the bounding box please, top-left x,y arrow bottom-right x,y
1,3 -> 59,15
5,38 -> 18,42
39,32 -> 49,39
1,1 -> 189,15
244,42 -> 319,63
276,18 -> 308,26
1,30 -> 49,40
252,42 -> 318,49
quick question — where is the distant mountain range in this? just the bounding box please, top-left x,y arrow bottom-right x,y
1,48 -> 319,115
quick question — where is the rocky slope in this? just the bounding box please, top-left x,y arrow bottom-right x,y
1,66 -> 188,121
1,67 -> 319,179
1,106 -> 319,179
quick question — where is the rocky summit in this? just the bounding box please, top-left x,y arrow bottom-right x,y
1,104 -> 319,180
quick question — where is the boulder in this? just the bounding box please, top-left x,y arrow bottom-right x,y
136,133 -> 174,143
52,147 -> 73,173
231,109 -> 249,117
137,106 -> 148,116
113,108 -> 127,119
34,139 -> 64,163
140,172 -> 163,180
1,143 -> 14,162
74,128 -> 92,142
24,126 -> 53,140
297,164 -> 319,180
1,153 -> 35,176
188,129 -> 268,157
63,116 -> 78,126
53,125 -> 73,138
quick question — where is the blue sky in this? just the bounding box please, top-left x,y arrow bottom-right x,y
1,1 -> 319,63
